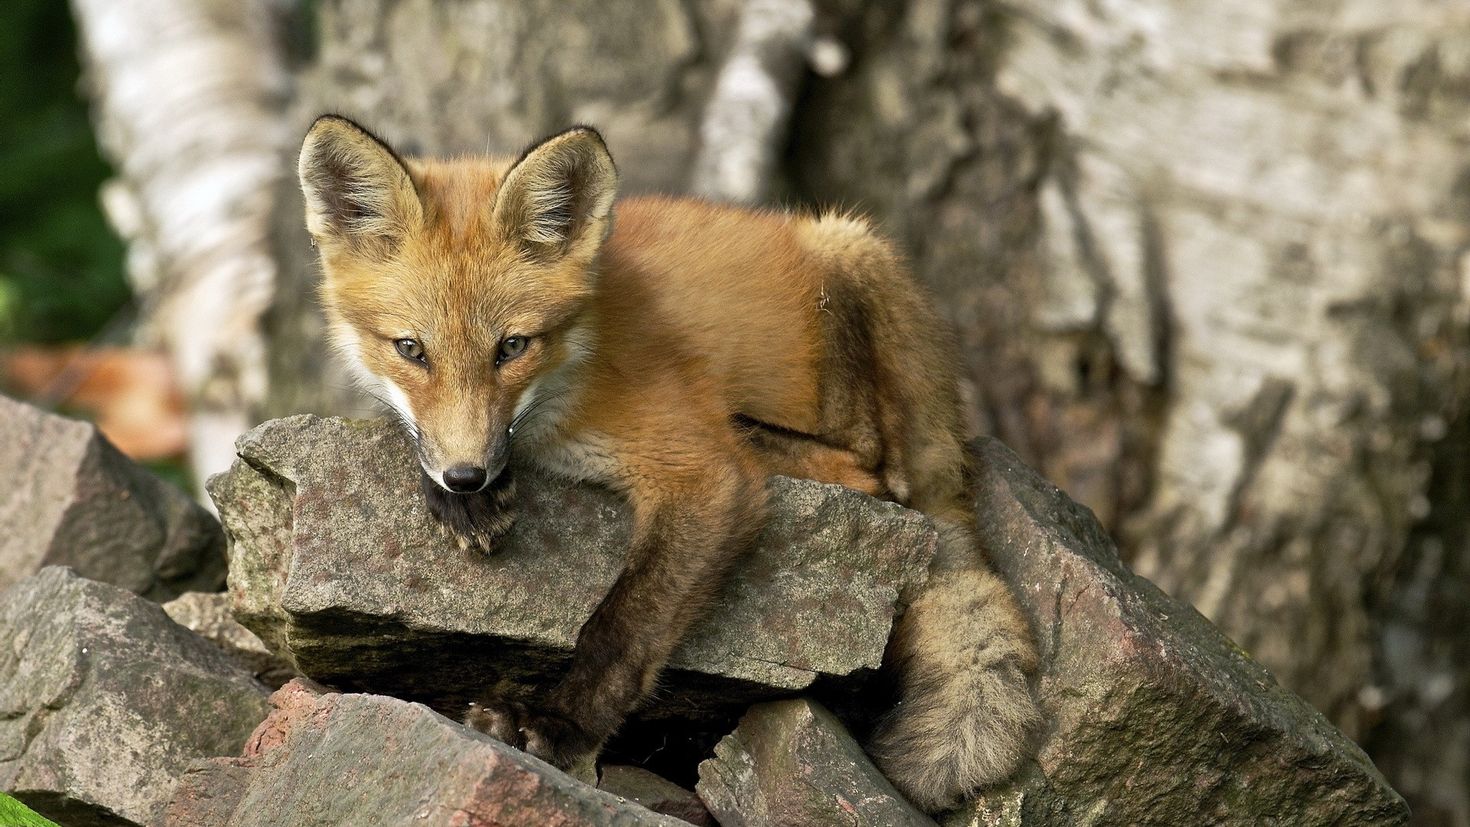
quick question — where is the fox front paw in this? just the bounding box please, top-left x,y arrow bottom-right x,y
421,471 -> 518,553
464,697 -> 599,783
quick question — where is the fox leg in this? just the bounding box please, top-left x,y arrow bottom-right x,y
465,449 -> 766,775
420,471 -> 517,552
869,506 -> 1041,812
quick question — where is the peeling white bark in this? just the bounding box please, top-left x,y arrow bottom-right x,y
690,0 -> 815,202
69,0 -> 292,492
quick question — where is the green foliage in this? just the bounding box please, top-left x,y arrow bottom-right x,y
0,793 -> 61,827
0,0 -> 129,344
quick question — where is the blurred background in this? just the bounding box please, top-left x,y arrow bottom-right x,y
2,0 -> 1467,822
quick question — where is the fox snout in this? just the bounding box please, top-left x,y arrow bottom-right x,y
441,465 -> 489,493
420,429 -> 510,495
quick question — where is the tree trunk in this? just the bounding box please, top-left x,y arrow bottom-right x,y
69,0 -> 294,490
790,2 -> 1470,822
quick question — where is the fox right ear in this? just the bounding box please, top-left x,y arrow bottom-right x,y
298,115 -> 422,254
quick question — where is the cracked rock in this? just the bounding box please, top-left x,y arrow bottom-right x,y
599,765 -> 715,826
208,415 -> 935,717
160,679 -> 690,826
161,591 -> 298,689
696,697 -> 935,827
950,438 -> 1410,825
0,567 -> 269,826
0,394 -> 226,601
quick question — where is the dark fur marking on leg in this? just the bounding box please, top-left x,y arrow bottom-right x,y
531,475 -> 766,768
421,470 -> 518,552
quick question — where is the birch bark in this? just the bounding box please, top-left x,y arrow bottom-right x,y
70,0 -> 293,490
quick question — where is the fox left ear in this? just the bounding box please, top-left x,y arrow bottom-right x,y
493,126 -> 618,263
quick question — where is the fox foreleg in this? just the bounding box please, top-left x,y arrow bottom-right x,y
422,471 -> 518,553
465,459 -> 765,776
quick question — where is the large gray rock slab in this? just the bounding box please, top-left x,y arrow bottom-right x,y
159,679 -> 688,826
696,698 -> 935,827
208,415 -> 935,716
0,567 -> 270,826
0,394 -> 225,600
954,438 -> 1409,825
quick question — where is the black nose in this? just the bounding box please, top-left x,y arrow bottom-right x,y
443,465 -> 488,493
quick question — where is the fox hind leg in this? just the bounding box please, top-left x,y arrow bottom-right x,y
794,214 -> 1041,810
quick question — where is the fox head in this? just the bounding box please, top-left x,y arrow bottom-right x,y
298,115 -> 617,493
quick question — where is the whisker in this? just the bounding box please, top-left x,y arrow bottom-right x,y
362,389 -> 419,440
509,388 -> 570,435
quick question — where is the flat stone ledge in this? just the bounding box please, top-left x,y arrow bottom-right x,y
209,415 -> 935,716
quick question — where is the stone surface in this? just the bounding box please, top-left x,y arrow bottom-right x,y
598,766 -> 714,827
0,567 -> 269,826
695,698 -> 935,827
954,438 -> 1409,825
209,415 -> 935,717
159,679 -> 688,826
0,394 -> 226,601
161,591 -> 298,689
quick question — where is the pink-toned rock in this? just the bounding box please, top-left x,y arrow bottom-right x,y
599,766 -> 714,826
160,679 -> 688,826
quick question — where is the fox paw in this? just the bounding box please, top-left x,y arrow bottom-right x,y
464,697 -> 598,783
421,471 -> 518,553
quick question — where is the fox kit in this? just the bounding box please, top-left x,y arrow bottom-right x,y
298,115 -> 1039,811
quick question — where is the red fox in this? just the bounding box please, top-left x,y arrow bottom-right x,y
298,115 -> 1039,811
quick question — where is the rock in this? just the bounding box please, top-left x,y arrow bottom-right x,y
208,415 -> 935,716
695,698 -> 935,827
160,679 -> 689,826
952,438 -> 1409,825
0,394 -> 225,600
202,414 -> 1405,822
0,567 -> 269,826
161,592 -> 298,689
599,766 -> 714,826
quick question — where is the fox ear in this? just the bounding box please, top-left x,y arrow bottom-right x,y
298,115 -> 423,254
493,127 -> 617,263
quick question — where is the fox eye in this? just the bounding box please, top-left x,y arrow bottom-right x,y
496,335 -> 529,366
394,338 -> 427,365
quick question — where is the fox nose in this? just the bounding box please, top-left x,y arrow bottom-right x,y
442,465 -> 488,493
